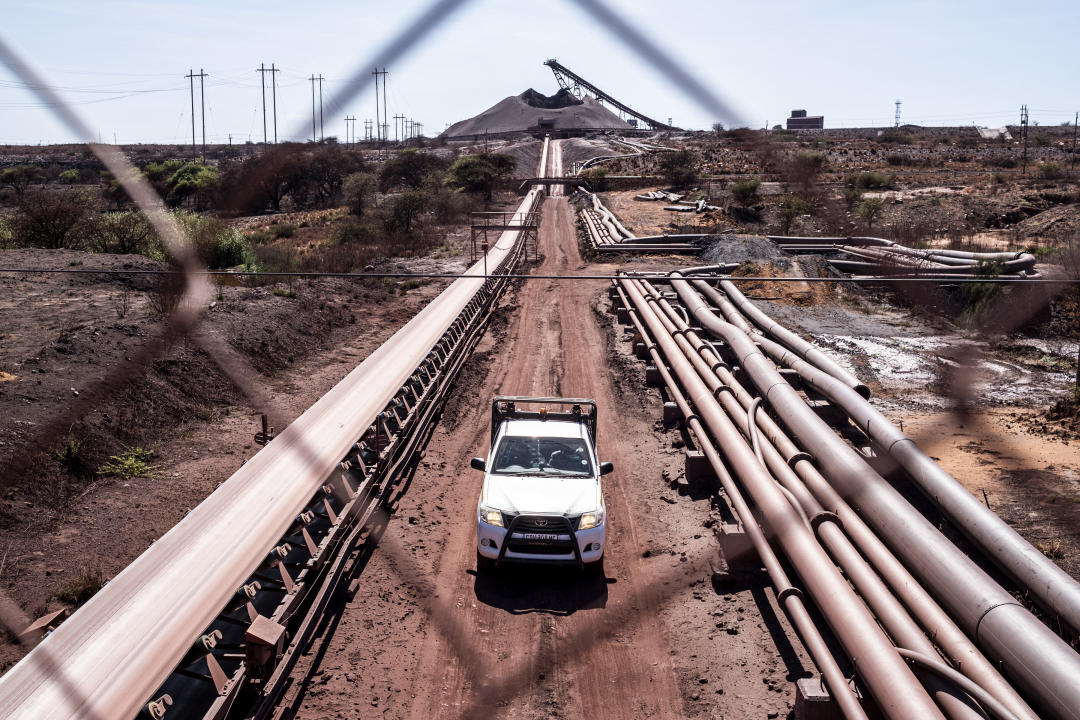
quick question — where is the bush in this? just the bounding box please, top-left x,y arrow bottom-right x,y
379,148 -> 449,192
1038,162 -> 1064,181
0,165 -> 45,196
446,153 -> 516,201
173,211 -> 250,268
778,194 -> 812,234
384,191 -> 427,233
57,568 -> 104,608
10,188 -> 93,249
85,211 -> 157,254
58,169 -> 80,185
165,161 -> 219,209
786,150 -> 825,193
730,179 -> 761,207
271,223 -> 297,238
852,172 -> 896,190
343,171 -> 376,217
580,167 -> 608,191
877,130 -> 913,145
333,219 -> 377,245
843,186 -> 863,209
659,149 -> 698,189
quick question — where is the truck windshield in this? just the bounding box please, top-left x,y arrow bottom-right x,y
491,436 -> 594,476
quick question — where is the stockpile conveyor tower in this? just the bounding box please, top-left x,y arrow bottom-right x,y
544,59 -> 679,132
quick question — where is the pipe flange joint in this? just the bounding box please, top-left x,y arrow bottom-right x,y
777,586 -> 803,604
810,511 -> 841,532
713,385 -> 734,400
787,452 -> 814,470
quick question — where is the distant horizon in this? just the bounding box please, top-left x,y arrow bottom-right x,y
2,0 -> 1077,145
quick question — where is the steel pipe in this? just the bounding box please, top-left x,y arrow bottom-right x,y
622,277 -> 946,720
668,273 -> 1080,720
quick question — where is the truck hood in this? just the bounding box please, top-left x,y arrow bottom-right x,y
483,474 -> 600,516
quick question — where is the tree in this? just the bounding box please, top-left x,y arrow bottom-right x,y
379,148 -> 449,192
58,169 -> 80,185
730,179 -> 761,207
659,149 -> 698,189
343,171 -> 377,217
778,194 -> 811,234
0,165 -> 45,196
786,150 -> 825,194
446,153 -> 517,201
165,162 -> 219,209
580,167 -> 607,191
219,144 -> 307,213
856,198 -> 885,230
11,189 -> 93,249
384,191 -> 426,233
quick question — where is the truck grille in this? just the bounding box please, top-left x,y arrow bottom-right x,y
506,514 -> 576,555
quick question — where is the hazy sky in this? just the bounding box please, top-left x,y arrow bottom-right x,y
1,0 -> 1077,145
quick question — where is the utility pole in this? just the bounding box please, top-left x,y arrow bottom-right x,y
198,68 -> 208,156
894,100 -> 902,128
256,64 -> 269,144
364,119 -> 372,141
371,67 -> 388,142
309,75 -> 318,143
228,133 -> 233,145
316,74 -> 325,140
372,68 -> 381,141
1070,111 -> 1078,180
1020,105 -> 1030,175
270,63 -> 280,143
394,113 -> 405,143
345,116 -> 356,145
185,69 -> 196,160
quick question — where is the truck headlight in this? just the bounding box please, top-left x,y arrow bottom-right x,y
479,507 -> 504,527
578,510 -> 604,530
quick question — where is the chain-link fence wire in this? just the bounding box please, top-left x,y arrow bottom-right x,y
0,0 -> 1077,716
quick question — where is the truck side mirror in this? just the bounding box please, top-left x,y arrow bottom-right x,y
599,461 -> 614,476
470,457 -> 486,471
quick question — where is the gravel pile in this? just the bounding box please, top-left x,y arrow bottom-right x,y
699,234 -> 789,267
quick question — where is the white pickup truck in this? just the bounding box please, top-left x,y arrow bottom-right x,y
472,396 -> 612,572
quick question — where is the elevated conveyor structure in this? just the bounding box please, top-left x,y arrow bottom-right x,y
545,59 -> 678,131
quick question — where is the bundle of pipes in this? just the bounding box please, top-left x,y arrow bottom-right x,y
635,190 -> 684,202
575,189 -> 701,254
613,271 -> 1080,720
767,235 -> 1039,279
663,197 -> 722,214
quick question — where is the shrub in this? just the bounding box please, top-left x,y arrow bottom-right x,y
165,161 -> 219,209
856,198 -> 885,230
98,445 -> 159,479
379,148 -> 449,192
843,186 -> 863,209
384,191 -> 427,233
245,229 -> 273,245
57,568 -> 104,608
85,211 -> 157,255
786,150 -> 825,193
272,223 -> 297,238
10,188 -> 93,249
445,153 -> 516,201
778,194 -> 812,234
0,218 -> 12,249
659,149 -> 698,189
58,169 -> 80,184
580,167 -> 608,191
1037,162 -> 1064,181
877,130 -> 913,145
343,171 -> 376,217
333,219 -> 377,245
853,172 -> 896,190
173,211 -> 250,268
0,165 -> 45,196
730,179 -> 761,207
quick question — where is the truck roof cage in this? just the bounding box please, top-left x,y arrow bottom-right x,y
490,396 -> 598,449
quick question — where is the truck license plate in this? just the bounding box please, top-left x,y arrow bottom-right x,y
523,533 -> 556,543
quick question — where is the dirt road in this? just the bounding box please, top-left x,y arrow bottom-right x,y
284,141 -> 804,719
